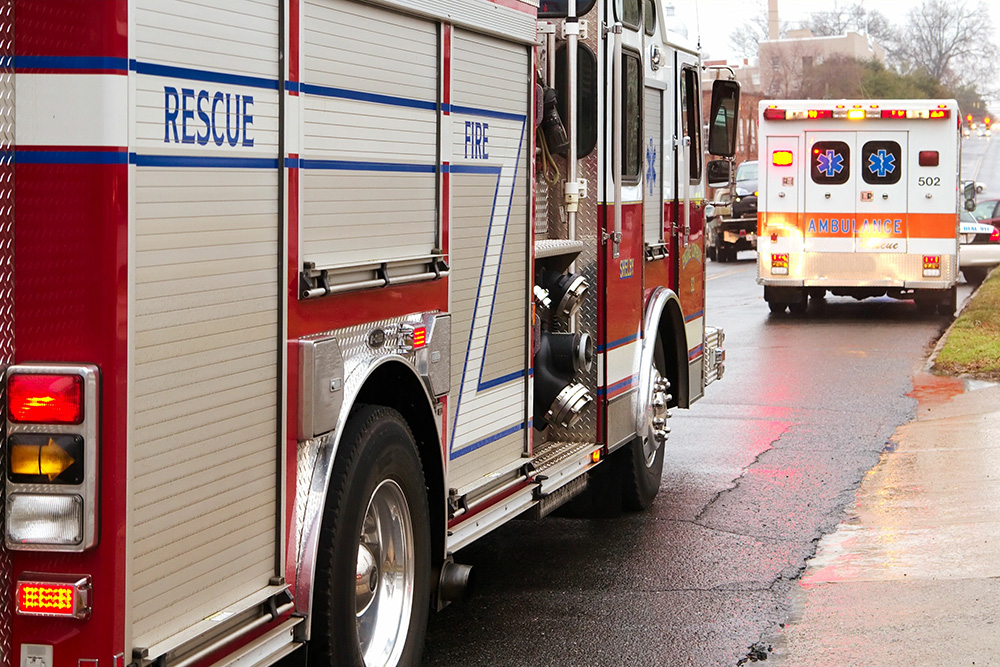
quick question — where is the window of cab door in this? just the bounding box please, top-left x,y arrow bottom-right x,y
680,66 -> 702,183
622,48 -> 643,185
621,0 -> 641,30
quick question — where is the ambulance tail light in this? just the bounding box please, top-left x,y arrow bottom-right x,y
5,365 -> 100,552
16,574 -> 92,619
923,255 -> 941,277
772,151 -> 794,166
771,253 -> 789,275
918,151 -> 939,167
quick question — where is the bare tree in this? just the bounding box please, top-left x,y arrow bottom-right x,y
727,0 -> 786,59
805,2 -> 893,44
892,0 -> 998,90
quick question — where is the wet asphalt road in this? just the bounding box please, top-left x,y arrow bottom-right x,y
422,255 -> 970,666
422,130 -> 998,665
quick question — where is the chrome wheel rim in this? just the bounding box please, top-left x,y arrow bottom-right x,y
356,479 -> 414,667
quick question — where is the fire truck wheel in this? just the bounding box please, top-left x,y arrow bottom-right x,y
622,335 -> 668,511
311,405 -> 431,667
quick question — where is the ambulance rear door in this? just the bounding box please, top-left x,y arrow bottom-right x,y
855,131 -> 908,254
804,131 -> 857,253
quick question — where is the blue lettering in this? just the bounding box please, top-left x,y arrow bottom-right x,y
242,95 -> 254,147
226,94 -> 240,147
211,92 -> 225,146
861,219 -> 871,234
481,122 -> 489,159
894,219 -> 902,234
464,121 -> 472,158
181,88 -> 196,144
808,219 -> 817,233
164,86 -> 180,143
819,219 -> 829,233
832,219 -> 840,234
196,90 -> 211,146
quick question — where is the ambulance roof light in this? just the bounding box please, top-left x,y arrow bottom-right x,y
763,107 -> 786,120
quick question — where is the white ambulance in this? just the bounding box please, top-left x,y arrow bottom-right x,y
756,99 -> 961,315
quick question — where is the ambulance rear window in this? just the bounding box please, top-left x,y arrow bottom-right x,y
862,141 -> 901,185
810,141 -> 850,185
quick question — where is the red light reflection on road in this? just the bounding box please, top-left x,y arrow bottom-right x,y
908,373 -> 964,410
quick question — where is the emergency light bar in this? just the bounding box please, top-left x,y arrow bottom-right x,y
765,106 -> 951,121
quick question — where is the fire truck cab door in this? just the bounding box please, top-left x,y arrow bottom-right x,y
855,131 -> 908,253
804,131 -> 857,253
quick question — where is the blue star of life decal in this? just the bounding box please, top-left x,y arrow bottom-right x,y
867,149 -> 896,178
646,138 -> 657,195
817,149 -> 844,178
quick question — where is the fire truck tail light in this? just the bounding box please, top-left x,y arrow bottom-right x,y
6,493 -> 84,546
918,151 -> 940,166
8,373 -> 84,424
412,327 -> 427,349
16,574 -> 91,619
772,151 -> 793,166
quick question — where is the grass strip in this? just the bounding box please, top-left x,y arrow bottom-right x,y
934,271 -> 1000,379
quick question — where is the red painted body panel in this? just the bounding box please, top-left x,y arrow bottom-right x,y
12,162 -> 128,663
16,0 -> 126,58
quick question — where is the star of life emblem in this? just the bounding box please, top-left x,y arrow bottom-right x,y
646,138 -> 657,195
867,149 -> 896,178
817,149 -> 844,178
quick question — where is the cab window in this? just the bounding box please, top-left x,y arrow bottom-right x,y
680,67 -> 702,182
622,0 -> 641,30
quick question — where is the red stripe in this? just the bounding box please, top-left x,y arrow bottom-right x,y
288,0 -> 300,85
442,24 -> 452,108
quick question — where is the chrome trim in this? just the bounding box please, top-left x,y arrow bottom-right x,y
634,288 -> 683,445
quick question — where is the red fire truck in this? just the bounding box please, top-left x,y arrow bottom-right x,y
4,1 -> 738,666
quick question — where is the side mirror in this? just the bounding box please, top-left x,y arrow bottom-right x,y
708,79 -> 740,157
707,159 -> 731,189
963,180 -> 977,212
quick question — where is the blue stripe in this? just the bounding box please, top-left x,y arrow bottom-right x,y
450,422 -> 526,459
598,375 -> 637,397
597,333 -> 639,354
449,104 -> 526,123
130,60 -> 279,91
299,82 -> 436,111
688,344 -> 704,360
449,164 -> 503,175
130,154 -> 279,169
477,370 -> 525,391
285,157 -> 300,169
16,56 -> 128,71
16,150 -> 127,165
300,158 -> 435,174
684,309 -> 705,323
285,81 -> 301,93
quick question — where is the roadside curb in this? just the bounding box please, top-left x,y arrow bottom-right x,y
923,281 -> 981,372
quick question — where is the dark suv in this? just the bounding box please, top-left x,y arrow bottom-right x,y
708,160 -> 758,262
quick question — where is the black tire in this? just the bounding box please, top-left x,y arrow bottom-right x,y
964,266 -> 987,286
938,287 -> 958,316
622,335 -> 667,511
310,405 -> 431,667
768,301 -> 787,314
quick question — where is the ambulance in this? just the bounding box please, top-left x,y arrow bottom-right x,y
756,99 -> 961,315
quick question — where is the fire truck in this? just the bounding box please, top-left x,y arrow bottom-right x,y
756,99 -> 961,315
4,1 -> 738,666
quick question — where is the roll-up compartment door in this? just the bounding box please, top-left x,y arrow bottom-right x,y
446,29 -> 530,492
130,0 -> 281,654
644,86 -> 663,246
300,0 -> 439,273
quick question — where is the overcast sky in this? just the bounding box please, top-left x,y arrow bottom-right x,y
674,0 -> 994,63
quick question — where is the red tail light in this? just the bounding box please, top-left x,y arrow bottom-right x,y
8,374 -> 84,424
918,151 -> 939,167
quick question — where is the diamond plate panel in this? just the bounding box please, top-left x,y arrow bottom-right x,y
538,2 -> 601,446
0,1 -> 13,664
